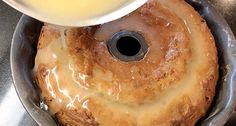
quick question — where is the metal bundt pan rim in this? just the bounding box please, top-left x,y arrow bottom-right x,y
187,0 -> 236,126
10,0 -> 236,126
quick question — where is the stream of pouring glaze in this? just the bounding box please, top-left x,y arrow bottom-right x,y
35,0 -> 218,125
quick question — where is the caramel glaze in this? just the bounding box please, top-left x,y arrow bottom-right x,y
35,0 -> 218,125
66,0 -> 190,105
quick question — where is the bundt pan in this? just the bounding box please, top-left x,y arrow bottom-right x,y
10,0 -> 236,126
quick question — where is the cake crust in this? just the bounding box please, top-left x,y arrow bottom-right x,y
35,0 -> 218,125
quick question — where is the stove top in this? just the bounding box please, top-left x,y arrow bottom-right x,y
0,0 -> 235,125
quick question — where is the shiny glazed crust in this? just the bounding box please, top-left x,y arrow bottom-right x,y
34,0 -> 218,125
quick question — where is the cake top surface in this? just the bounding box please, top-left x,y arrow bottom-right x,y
35,0 -> 218,125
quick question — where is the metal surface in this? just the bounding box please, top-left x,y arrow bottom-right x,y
0,2 -> 37,126
2,0 -> 148,27
186,1 -> 236,125
11,16 -> 57,126
10,1 -> 236,126
1,0 -> 236,126
107,30 -> 149,62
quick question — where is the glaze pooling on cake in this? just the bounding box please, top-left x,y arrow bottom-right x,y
34,0 -> 218,125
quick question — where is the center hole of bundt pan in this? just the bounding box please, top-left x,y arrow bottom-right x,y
107,30 -> 149,62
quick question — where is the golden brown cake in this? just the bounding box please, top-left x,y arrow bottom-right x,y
34,0 -> 218,125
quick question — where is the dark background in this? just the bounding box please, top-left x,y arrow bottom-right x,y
0,0 -> 235,125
